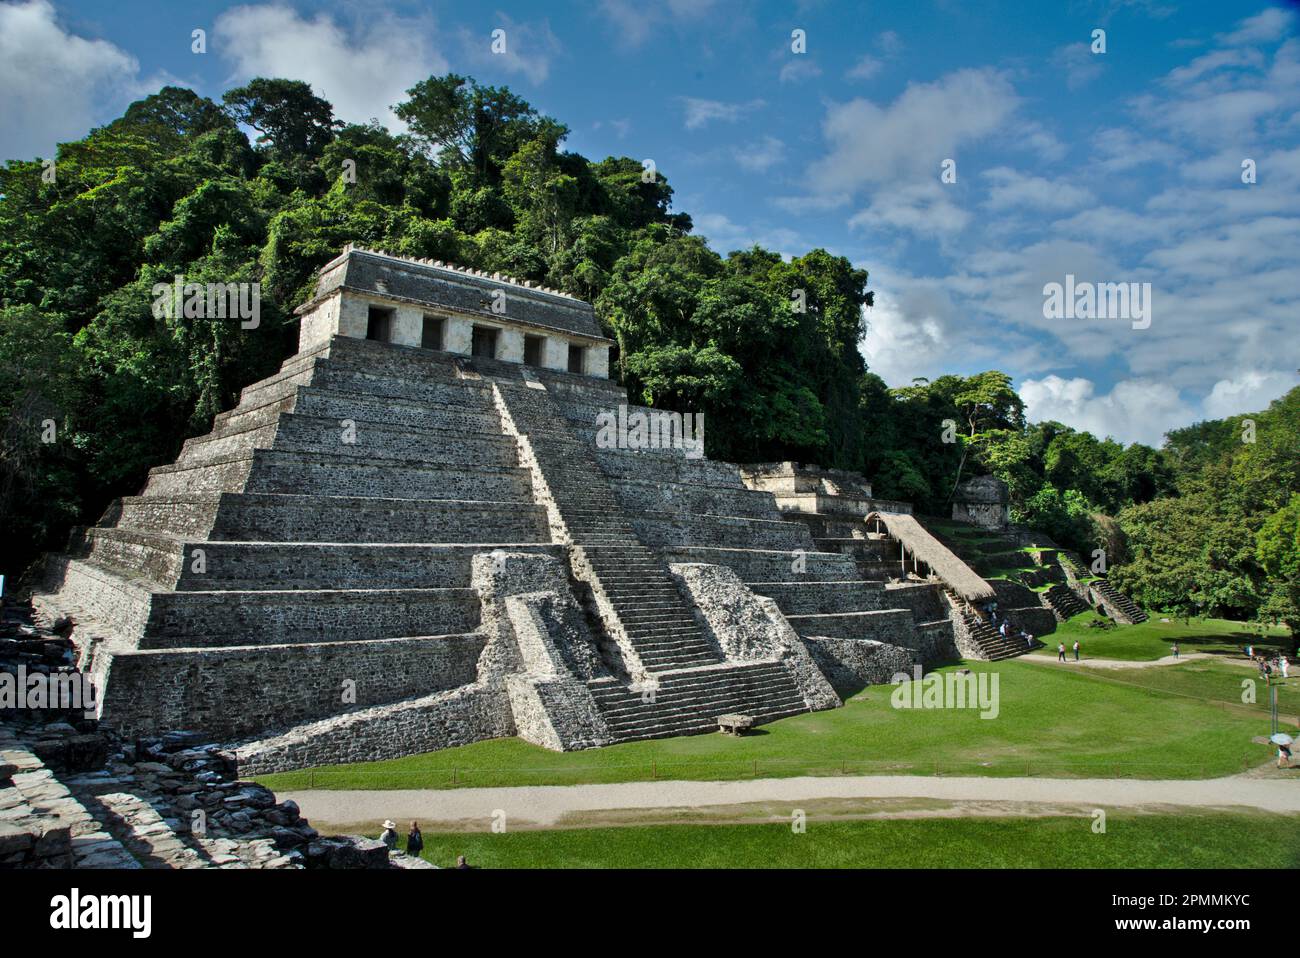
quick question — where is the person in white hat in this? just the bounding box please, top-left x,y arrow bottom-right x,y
380,820 -> 399,850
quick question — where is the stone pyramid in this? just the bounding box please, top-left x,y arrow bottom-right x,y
35,246 -> 954,772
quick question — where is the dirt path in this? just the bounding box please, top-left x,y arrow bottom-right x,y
281,773 -> 1300,829
1024,651 -> 1224,669
1025,651 -> 1291,672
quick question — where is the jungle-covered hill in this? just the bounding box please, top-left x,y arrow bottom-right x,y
0,75 -> 1295,633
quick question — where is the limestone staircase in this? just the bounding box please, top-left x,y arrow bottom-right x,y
579,544 -> 720,671
494,382 -> 720,673
945,590 -> 1040,661
1058,553 -> 1148,624
586,662 -> 809,741
492,382 -> 810,741
1091,579 -> 1149,624
1044,583 -> 1089,619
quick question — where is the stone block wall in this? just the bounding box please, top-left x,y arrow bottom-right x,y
39,558 -> 153,641
632,513 -> 815,551
471,551 -> 614,750
784,608 -> 919,644
882,582 -> 949,623
236,683 -> 515,775
662,546 -> 863,582
96,634 -> 485,739
141,588 -> 481,648
802,637 -> 915,692
749,580 -> 886,615
170,542 -> 562,592
296,294 -> 341,352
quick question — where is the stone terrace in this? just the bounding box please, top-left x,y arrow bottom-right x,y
33,249 -> 950,765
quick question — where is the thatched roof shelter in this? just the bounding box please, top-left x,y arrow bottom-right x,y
869,511 -> 996,603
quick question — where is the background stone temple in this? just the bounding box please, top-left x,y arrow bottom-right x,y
34,245 -> 1070,773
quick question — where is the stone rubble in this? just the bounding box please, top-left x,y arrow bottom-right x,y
1,601 -> 430,870
1,716 -> 431,870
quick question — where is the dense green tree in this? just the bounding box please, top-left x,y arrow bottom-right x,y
2,68 -> 1296,632
0,306 -> 81,566
222,78 -> 339,160
395,74 -> 550,184
1257,494 -> 1300,637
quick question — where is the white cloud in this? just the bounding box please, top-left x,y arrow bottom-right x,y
1020,375 -> 1195,445
1218,7 -> 1295,47
1053,42 -> 1105,90
592,117 -> 631,139
1050,206 -> 1182,246
1203,370 -> 1297,419
845,30 -> 902,83
1016,122 -> 1068,163
680,96 -> 764,130
779,58 -> 822,84
460,16 -> 561,85
735,135 -> 785,172
0,0 -> 151,160
982,167 -> 1094,212
846,15 -> 1300,445
596,0 -> 717,47
846,55 -> 883,81
860,281 -> 960,386
806,68 -> 1019,195
850,182 -> 970,240
877,30 -> 904,56
1165,47 -> 1265,87
1131,27 -> 1300,148
1019,369 -> 1296,445
1089,126 -> 1179,172
214,4 -> 448,129
771,192 -> 851,215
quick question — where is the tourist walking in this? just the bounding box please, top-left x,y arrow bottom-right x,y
1282,656 -> 1290,680
406,821 -> 424,858
380,820 -> 398,850
1171,642 -> 1179,659
1073,640 -> 1080,661
1058,642 -> 1067,663
1279,742 -> 1292,769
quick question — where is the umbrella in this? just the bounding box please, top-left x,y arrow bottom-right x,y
1270,733 -> 1294,746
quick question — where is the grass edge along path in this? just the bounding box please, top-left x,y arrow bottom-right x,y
1039,613 -> 1290,662
393,811 -> 1300,869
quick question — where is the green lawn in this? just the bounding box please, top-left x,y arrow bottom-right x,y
394,812 -> 1300,868
1041,612 -> 1292,662
1071,657 -> 1300,716
257,658 -> 1282,792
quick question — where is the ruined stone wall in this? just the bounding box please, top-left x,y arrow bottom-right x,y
668,563 -> 839,712
883,582 -> 950,623
236,684 -> 515,775
632,513 -> 814,551
472,552 -> 614,750
97,634 -> 485,739
952,501 -> 1010,530
141,588 -> 481,649
802,637 -> 915,692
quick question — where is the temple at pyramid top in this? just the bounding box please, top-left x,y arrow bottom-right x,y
295,244 -> 614,378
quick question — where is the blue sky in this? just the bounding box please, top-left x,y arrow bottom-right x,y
3,0 -> 1298,445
